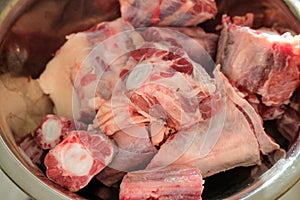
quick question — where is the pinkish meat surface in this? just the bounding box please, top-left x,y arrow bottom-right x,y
92,42 -> 216,147
38,18 -> 144,123
217,15 -> 300,120
92,43 -> 215,184
120,0 -> 217,27
44,130 -> 114,192
217,70 -> 280,155
120,165 -> 204,200
147,68 -> 281,177
31,114 -> 87,149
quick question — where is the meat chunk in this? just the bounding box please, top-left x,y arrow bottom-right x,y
120,0 -> 217,27
214,69 -> 280,155
93,42 -> 216,145
217,15 -> 300,120
88,30 -> 218,185
31,114 -> 87,149
44,130 -> 114,192
38,18 -> 144,122
147,68 -> 281,177
120,165 -> 204,200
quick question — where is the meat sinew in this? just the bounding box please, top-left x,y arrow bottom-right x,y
119,0 -> 217,27
31,114 -> 87,149
44,130 -> 114,192
119,165 -> 204,200
217,15 -> 300,120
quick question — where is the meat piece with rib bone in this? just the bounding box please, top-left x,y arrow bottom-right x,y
44,130 -> 114,192
217,15 -> 300,120
119,0 -> 217,27
120,165 -> 204,200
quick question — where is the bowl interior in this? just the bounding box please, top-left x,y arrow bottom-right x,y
0,0 -> 299,199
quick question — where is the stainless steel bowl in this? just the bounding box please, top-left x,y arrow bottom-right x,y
0,0 -> 299,199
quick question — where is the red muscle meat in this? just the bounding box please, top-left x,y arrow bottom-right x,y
119,0 -> 217,27
31,114 -> 87,149
120,165 -> 204,200
217,15 -> 300,120
44,130 -> 114,192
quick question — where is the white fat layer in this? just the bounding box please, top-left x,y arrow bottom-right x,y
43,119 -> 62,143
126,63 -> 152,90
61,143 -> 93,176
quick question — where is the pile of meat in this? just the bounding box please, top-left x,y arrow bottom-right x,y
16,0 -> 300,199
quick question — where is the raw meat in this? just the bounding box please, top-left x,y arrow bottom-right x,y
31,114 -> 87,149
33,10 -> 289,197
38,18 -> 144,122
119,0 -> 217,27
277,87 -> 300,143
44,130 -> 114,192
217,15 -> 300,120
39,18 -> 220,126
119,165 -> 204,200
147,68 -> 281,177
214,69 -> 280,155
92,42 -> 217,147
93,41 -> 217,185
